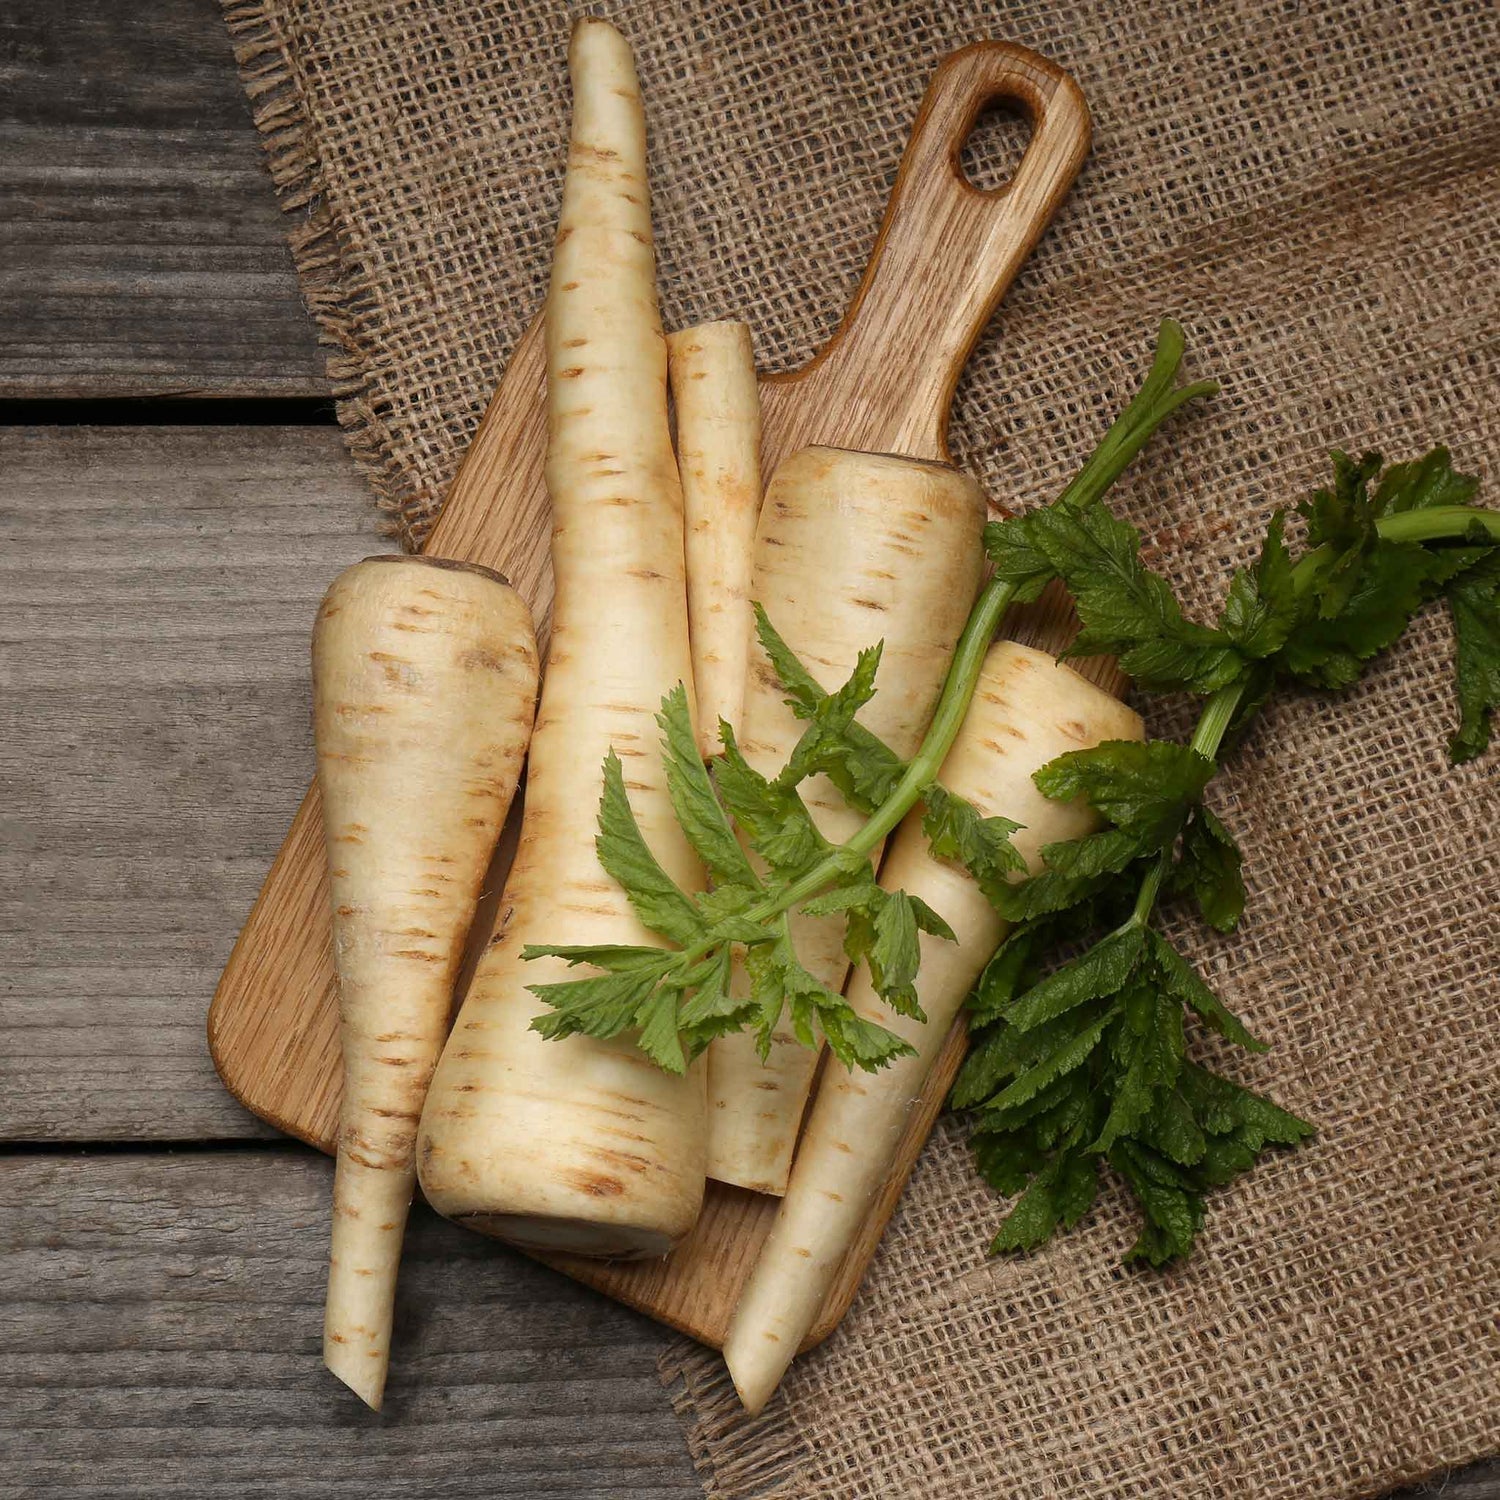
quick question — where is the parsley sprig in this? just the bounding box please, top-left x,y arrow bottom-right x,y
525,322 -> 1216,1075
962,442 -> 1499,1263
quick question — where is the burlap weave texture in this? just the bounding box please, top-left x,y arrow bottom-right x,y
224,1 -> 1498,1495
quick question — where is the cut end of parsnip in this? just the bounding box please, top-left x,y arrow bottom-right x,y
451,1208 -> 678,1261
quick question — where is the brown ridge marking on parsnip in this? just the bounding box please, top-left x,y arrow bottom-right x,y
589,1147 -> 655,1173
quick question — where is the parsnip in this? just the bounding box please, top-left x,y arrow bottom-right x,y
707,446 -> 985,1194
416,19 -> 707,1258
723,642 -> 1144,1415
315,554 -> 538,1411
667,321 -> 762,757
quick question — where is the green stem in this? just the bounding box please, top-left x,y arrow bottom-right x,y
1130,851 -> 1171,925
667,580 -> 1017,971
723,320 -> 1216,943
760,574 -> 1018,918
1056,322 -> 1218,513
1377,506 -> 1500,545
1189,680 -> 1244,759
1293,507 -> 1500,597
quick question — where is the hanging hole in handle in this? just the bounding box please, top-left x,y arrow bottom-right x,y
957,98 -> 1033,194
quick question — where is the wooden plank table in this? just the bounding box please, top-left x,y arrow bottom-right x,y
0,2 -> 1492,1494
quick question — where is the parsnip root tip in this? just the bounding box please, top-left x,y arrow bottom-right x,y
723,1343 -> 779,1420
323,1337 -> 387,1413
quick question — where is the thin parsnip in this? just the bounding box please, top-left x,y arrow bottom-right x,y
416,18 -> 709,1258
667,321 -> 762,756
706,445 -> 985,1194
315,555 -> 538,1411
722,641 -> 1143,1414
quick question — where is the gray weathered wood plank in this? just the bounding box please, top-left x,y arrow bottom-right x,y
1392,1469 -> 1500,1500
0,1149 -> 699,1498
0,0 -> 326,398
0,1147 -> 1492,1498
0,425 -> 386,1139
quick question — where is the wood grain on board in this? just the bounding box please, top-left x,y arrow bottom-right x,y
207,41 -> 1108,1349
0,425 -> 387,1140
0,0 -> 325,398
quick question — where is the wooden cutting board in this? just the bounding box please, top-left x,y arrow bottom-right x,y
209,40 -> 1113,1352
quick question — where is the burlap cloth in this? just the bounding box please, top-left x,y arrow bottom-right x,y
224,0 -> 1498,1494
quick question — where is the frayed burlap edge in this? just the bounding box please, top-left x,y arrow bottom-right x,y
660,1337 -> 804,1500
221,0 -> 429,549
655,1309 -> 1483,1500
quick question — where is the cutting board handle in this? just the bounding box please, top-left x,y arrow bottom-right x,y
787,42 -> 1091,459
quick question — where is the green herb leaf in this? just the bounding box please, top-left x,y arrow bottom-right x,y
988,1146 -> 1100,1254
867,889 -> 924,1020
1278,541 -> 1441,687
713,725 -> 828,876
529,969 -> 665,1047
1146,928 -> 1263,1052
748,927 -> 914,1073
657,684 -> 757,888
909,893 -> 958,942
922,782 -> 1026,900
595,748 -> 703,946
1220,510 -> 1298,659
1092,983 -> 1184,1152
1034,739 -> 1215,845
990,828 -> 1144,923
1137,1085 -> 1207,1167
1023,501 -> 1244,693
753,605 -> 907,814
982,513 -> 1058,604
677,947 -> 754,1052
985,1002 -> 1118,1112
1110,1140 -> 1205,1265
1172,804 -> 1246,932
636,984 -> 688,1073
1448,555 -> 1500,763
1371,444 -> 1480,515
693,880 -> 761,928
1008,924 -> 1146,1032
521,942 -> 680,974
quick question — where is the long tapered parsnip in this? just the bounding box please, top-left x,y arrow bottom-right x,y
415,19 -> 708,1259
315,554 -> 538,1411
723,642 -> 1144,1414
667,320 -> 762,756
706,445 -> 985,1195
